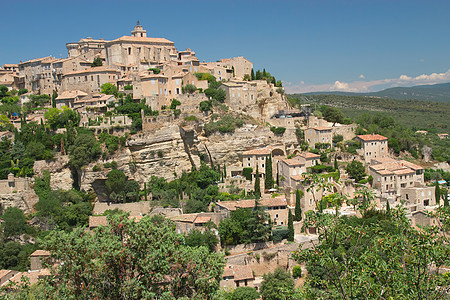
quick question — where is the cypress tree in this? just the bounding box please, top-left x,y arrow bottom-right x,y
251,68 -> 255,80
288,210 -> 294,242
262,68 -> 267,78
294,190 -> 302,221
334,156 -> 338,170
256,70 -> 262,80
386,199 -> 391,215
223,164 -> 227,178
144,182 -> 148,201
232,66 -> 235,77
265,155 -> 273,190
254,167 -> 261,200
435,183 -> 440,205
444,190 -> 449,207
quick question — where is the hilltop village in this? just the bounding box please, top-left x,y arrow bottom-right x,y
0,23 -> 449,298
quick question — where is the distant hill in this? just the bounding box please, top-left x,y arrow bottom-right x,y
303,82 -> 450,102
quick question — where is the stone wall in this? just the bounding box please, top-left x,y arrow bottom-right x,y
93,201 -> 152,216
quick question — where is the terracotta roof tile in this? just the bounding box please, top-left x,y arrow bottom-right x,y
298,152 -> 321,159
311,126 -> 332,131
357,134 -> 388,141
280,158 -> 305,166
242,147 -> 271,156
89,216 -> 108,228
30,250 -> 50,257
194,216 -> 211,224
109,36 -> 174,45
222,265 -> 254,281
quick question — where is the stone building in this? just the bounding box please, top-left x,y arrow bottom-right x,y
356,134 -> 388,163
61,66 -> 121,94
277,152 -> 320,188
215,197 -> 289,226
104,23 -> 177,72
30,250 -> 51,271
369,158 -> 427,203
305,127 -> 332,149
220,80 -> 257,108
216,56 -> 253,79
220,265 -> 255,289
55,90 -> 88,109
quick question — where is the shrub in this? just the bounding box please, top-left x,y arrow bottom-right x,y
184,115 -> 199,122
173,109 -> 181,116
93,165 -> 100,172
333,134 -> 344,144
148,68 -> 160,74
310,164 -> 335,174
182,84 -> 197,94
272,226 -> 289,243
199,100 -> 212,112
157,150 -> 164,158
124,85 -> 133,91
270,126 -> 286,135
292,265 -> 302,278
204,115 -> 244,135
169,99 -> 181,109
242,167 -> 253,181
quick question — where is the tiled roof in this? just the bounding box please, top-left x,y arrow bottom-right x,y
280,158 -> 304,166
393,169 -> 415,175
298,152 -> 320,159
357,134 -> 388,141
56,90 -> 88,100
109,36 -> 174,45
242,147 -> 271,156
20,56 -> 54,65
64,66 -> 121,76
311,126 -> 332,131
0,270 -> 12,278
194,216 -> 211,224
291,175 -> 306,181
217,197 -> 287,211
171,214 -> 197,223
30,250 -> 50,257
222,265 -> 254,281
89,216 -> 108,228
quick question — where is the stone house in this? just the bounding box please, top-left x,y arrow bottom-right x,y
369,158 -> 426,201
30,250 -> 51,271
277,152 -> 320,188
0,173 -> 30,194
220,80 -> 257,108
215,197 -> 289,226
73,94 -> 116,113
217,56 -> 253,79
170,212 -> 226,234
61,66 -> 121,94
220,264 -> 255,289
18,56 -> 55,94
401,185 -> 436,212
242,146 -> 272,178
0,270 -> 19,286
305,127 -> 332,149
55,90 -> 88,109
356,134 -> 388,163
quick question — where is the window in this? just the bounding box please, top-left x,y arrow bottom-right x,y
128,47 -> 131,55
248,157 -> 250,161
424,199 -> 429,206
261,164 -> 264,168
406,194 -> 409,200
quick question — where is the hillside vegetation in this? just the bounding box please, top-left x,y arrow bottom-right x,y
290,94 -> 450,132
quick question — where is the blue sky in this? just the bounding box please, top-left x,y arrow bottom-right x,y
1,0 -> 450,93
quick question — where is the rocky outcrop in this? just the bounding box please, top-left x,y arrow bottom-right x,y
0,191 -> 38,214
34,155 -> 73,190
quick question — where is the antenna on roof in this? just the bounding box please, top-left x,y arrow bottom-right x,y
137,20 -> 140,26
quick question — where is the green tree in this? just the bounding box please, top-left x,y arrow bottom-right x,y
435,183 -> 440,205
288,210 -> 294,242
232,286 -> 260,300
69,133 -> 101,170
322,106 -> 344,125
199,100 -> 212,112
1,207 -> 27,237
345,160 -> 366,182
223,164 -> 227,178
254,167 -> 261,200
183,84 -> 197,94
105,169 -> 127,200
37,215 -> 224,299
185,227 -> 219,253
251,68 -> 255,80
294,189 -> 303,221
101,83 -> 118,96
260,268 -> 295,300
265,155 -> 273,190
295,206 -> 450,299
91,57 -> 103,67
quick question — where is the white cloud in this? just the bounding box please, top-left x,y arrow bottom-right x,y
284,69 -> 450,94
359,74 -> 365,79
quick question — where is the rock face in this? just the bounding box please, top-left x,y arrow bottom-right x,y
34,155 -> 73,190
0,191 -> 38,214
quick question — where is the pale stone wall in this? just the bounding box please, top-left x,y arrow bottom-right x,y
360,140 -> 388,163
0,175 -> 30,194
401,185 -> 436,211
62,68 -> 121,94
305,127 -> 332,149
93,201 -> 152,216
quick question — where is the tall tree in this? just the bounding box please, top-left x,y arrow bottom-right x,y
251,68 -> 255,80
264,155 -> 273,190
260,268 -> 295,300
223,164 -> 227,178
435,183 -> 441,205
288,210 -> 294,242
254,167 -> 261,200
37,215 -> 224,299
294,189 -> 302,221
